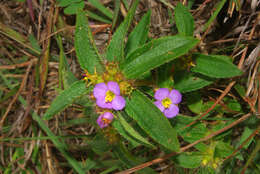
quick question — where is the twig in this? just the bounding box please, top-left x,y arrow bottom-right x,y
0,59 -> 36,70
223,127 -> 259,162
182,81 -> 236,129
115,113 -> 252,174
0,61 -> 33,127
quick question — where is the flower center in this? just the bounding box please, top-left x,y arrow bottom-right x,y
102,118 -> 111,124
105,90 -> 115,103
162,98 -> 172,108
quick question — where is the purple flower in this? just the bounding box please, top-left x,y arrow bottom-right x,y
93,81 -> 125,110
154,88 -> 182,118
97,112 -> 114,128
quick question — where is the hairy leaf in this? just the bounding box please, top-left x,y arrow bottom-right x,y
75,10 -> 104,73
125,10 -> 151,56
192,54 -> 243,78
122,35 -> 198,79
174,70 -> 215,93
125,90 -> 180,151
174,3 -> 194,36
43,80 -> 89,120
106,0 -> 140,62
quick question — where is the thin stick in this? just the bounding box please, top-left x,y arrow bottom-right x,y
0,61 -> 33,126
0,59 -> 36,70
115,113 -> 251,174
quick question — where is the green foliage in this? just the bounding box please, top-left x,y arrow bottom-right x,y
174,70 -> 214,93
43,80 -> 89,120
192,54 -> 243,78
75,10 -> 104,73
174,152 -> 203,168
88,0 -> 113,19
125,90 -> 180,151
125,10 -> 151,56
114,112 -> 154,148
58,0 -> 84,15
174,3 -> 194,36
106,0 -> 140,62
11,1 -> 255,173
122,36 -> 199,79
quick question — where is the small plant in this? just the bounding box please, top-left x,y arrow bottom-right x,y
1,0 -> 258,174
42,0 -> 252,173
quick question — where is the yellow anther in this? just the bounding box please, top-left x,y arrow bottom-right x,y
162,98 -> 172,108
212,163 -> 218,169
202,159 -> 208,166
105,90 -> 115,102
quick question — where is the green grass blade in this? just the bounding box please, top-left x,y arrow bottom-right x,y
111,0 -> 120,30
32,113 -> 85,174
86,10 -> 112,24
203,0 -> 227,31
89,0 -> 113,19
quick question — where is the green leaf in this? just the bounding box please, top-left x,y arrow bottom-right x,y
106,0 -> 140,62
116,112 -> 154,148
75,10 -> 104,73
125,90 -> 180,151
88,133 -> 111,154
125,10 -> 151,56
203,0 -> 227,31
86,10 -> 112,24
192,54 -> 243,78
89,0 -> 113,19
156,63 -> 174,88
174,3 -> 194,36
186,91 -> 204,114
121,35 -> 198,79
174,70 -> 214,93
215,141 -> 233,158
64,1 -> 85,15
112,119 -> 141,148
172,115 -> 208,152
58,0 -> 82,7
174,152 -> 202,168
111,0 -> 120,29
43,80 -> 89,120
238,127 -> 254,149
28,34 -> 41,53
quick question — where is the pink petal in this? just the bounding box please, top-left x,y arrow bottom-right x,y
96,98 -> 113,109
112,95 -> 125,110
154,88 -> 169,100
154,101 -> 165,112
102,112 -> 114,120
164,104 -> 179,118
107,81 -> 120,95
93,83 -> 107,99
168,89 -> 182,104
96,115 -> 106,128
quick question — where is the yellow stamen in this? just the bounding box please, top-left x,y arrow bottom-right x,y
162,98 -> 172,108
105,90 -> 115,102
